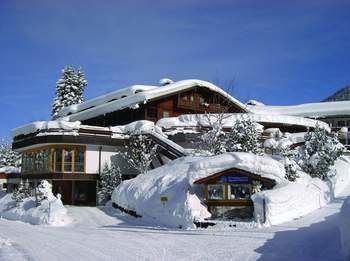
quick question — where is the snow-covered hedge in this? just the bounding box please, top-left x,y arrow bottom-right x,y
0,193 -> 71,226
339,196 -> 350,259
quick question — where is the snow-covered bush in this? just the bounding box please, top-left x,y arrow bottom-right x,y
200,113 -> 227,155
0,139 -> 20,168
51,66 -> 88,119
298,125 -> 344,180
123,132 -> 158,175
99,162 -> 122,202
227,118 -> 262,154
35,180 -> 55,204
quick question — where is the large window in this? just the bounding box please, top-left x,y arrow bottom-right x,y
22,145 -> 85,174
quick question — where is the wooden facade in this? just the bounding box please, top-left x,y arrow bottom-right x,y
82,87 -> 245,127
194,168 -> 275,220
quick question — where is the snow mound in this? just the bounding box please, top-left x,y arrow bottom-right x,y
252,172 -> 331,225
112,152 -> 286,228
246,99 -> 265,106
159,78 -> 174,86
0,193 -> 72,226
328,156 -> 350,197
339,196 -> 350,259
252,156 -> 350,226
112,157 -> 210,229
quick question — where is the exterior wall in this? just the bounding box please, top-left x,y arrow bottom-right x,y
85,144 -> 139,178
85,144 -> 117,174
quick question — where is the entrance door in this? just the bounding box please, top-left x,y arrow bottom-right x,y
73,181 -> 96,206
52,180 -> 73,205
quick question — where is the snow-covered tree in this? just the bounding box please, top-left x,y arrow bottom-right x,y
284,158 -> 299,182
99,162 -> 122,201
227,118 -> 263,154
51,66 -> 88,119
0,139 -> 20,168
123,132 -> 158,175
200,113 -> 227,155
35,180 -> 54,204
298,124 -> 344,180
12,179 -> 31,204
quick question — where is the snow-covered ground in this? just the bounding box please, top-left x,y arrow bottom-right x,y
0,184 -> 348,260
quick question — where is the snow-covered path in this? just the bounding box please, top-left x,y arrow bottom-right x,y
0,187 -> 348,261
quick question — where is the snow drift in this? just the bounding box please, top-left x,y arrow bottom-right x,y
112,152 -> 287,229
339,196 -> 350,260
252,156 -> 350,225
113,152 -> 350,229
0,193 -> 71,226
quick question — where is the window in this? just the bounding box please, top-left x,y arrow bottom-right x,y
228,184 -> 251,200
338,121 -> 345,127
74,148 -> 85,172
208,184 -> 224,200
63,148 -> 73,172
22,145 -> 85,174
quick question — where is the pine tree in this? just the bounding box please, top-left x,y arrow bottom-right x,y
298,124 -> 344,180
0,139 -> 20,168
99,162 -> 122,201
123,132 -> 158,175
51,66 -> 88,119
12,179 -> 31,204
227,118 -> 263,154
284,158 -> 299,182
200,113 -> 227,155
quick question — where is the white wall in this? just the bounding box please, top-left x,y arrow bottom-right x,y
86,145 -> 117,174
85,145 -> 138,176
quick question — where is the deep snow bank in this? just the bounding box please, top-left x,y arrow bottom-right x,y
252,173 -> 331,225
112,157 -> 211,229
252,156 -> 350,226
112,152 -> 287,229
339,196 -> 350,259
0,193 -> 72,226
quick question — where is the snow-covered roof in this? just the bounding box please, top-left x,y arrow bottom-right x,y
0,166 -> 20,174
188,152 -> 286,185
248,100 -> 350,118
12,120 -> 81,138
157,113 -> 330,132
59,79 -> 248,122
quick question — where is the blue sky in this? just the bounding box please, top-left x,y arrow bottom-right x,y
1,0 -> 350,138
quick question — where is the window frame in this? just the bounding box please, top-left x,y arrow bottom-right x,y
22,145 -> 86,174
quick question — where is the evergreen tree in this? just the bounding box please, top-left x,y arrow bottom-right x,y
12,179 -> 31,204
51,66 -> 88,119
284,158 -> 299,182
298,124 -> 344,180
227,118 -> 263,154
0,139 -> 20,168
99,162 -> 122,201
123,132 -> 158,175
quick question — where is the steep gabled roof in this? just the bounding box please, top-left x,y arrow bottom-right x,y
59,79 -> 248,122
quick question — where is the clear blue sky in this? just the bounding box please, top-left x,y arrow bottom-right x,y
1,0 -> 350,138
